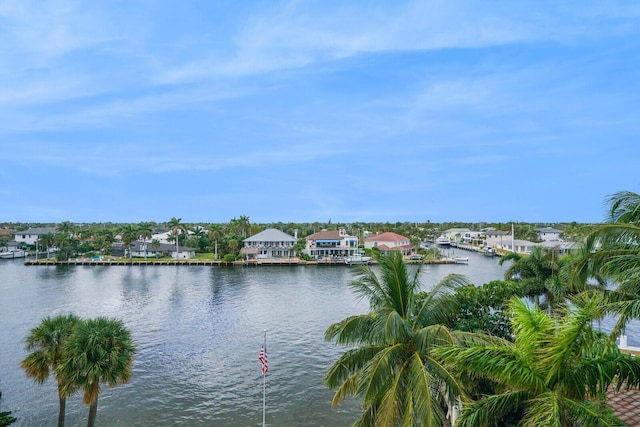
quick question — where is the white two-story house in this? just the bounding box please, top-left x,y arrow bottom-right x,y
304,227 -> 358,259
242,228 -> 297,259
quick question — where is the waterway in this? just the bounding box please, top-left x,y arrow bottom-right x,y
0,252 -> 635,426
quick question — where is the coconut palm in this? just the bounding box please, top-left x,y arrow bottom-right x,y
168,217 -> 187,260
208,224 -> 222,260
572,191 -> 640,336
120,224 -> 138,262
21,314 -> 81,427
39,232 -> 55,259
137,222 -> 153,260
57,317 -> 136,427
436,293 -> 640,427
324,251 -> 470,426
56,221 -> 75,236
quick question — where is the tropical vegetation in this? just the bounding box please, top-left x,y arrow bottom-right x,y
21,314 -> 81,427
324,251 -> 471,426
21,315 -> 136,427
436,294 -> 640,426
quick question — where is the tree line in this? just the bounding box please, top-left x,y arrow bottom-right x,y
4,216 -> 591,262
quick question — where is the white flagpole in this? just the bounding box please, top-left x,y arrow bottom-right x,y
262,329 -> 267,427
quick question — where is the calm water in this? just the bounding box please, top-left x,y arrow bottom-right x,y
0,252 -> 633,426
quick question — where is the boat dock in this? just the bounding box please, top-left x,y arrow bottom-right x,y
24,257 -> 457,267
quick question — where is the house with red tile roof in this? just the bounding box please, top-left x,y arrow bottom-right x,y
364,232 -> 417,256
304,227 -> 359,259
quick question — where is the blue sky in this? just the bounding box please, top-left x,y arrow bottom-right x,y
1,1 -> 639,224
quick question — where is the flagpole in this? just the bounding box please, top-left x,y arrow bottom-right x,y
262,329 -> 267,427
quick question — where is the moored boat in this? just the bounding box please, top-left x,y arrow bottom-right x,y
345,254 -> 372,265
435,236 -> 451,248
0,247 -> 26,259
483,248 -> 497,257
453,255 -> 469,264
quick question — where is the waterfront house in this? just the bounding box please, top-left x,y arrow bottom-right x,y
537,227 -> 563,242
443,228 -> 484,245
242,228 -> 297,259
498,238 -> 537,255
13,227 -> 57,245
364,232 -> 417,256
484,229 -> 510,249
129,240 -> 196,259
304,227 -> 358,259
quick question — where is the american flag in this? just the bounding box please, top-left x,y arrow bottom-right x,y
258,345 -> 268,375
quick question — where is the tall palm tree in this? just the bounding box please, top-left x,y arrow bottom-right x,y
168,217 -> 187,260
571,191 -> 640,337
325,251 -> 470,426
39,232 -> 55,259
21,314 -> 81,427
137,222 -> 153,260
208,224 -> 222,260
120,224 -> 138,262
57,317 -> 136,427
436,293 -> 640,427
56,221 -> 75,236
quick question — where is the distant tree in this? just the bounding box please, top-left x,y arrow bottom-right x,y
167,217 -> 187,260
137,222 -> 153,260
151,239 -> 160,258
56,221 -> 75,236
39,232 -> 55,259
208,224 -> 222,260
120,224 -> 138,261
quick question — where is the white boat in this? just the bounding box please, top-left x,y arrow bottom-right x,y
483,248 -> 497,257
0,247 -> 26,259
435,236 -> 451,247
453,256 -> 469,264
345,254 -> 372,265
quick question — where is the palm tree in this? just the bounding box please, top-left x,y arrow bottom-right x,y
137,222 -> 153,260
57,317 -> 136,427
499,246 -> 565,313
39,232 -> 55,259
324,251 -> 470,426
572,191 -> 640,336
436,293 -> 640,426
21,314 -> 82,427
120,224 -> 138,262
208,224 -> 222,260
168,217 -> 187,260
151,239 -> 161,258
56,221 -> 75,236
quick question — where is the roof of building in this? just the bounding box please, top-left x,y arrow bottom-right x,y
130,240 -> 195,252
484,230 -> 509,236
608,387 -> 640,425
365,232 -> 409,242
244,228 -> 296,243
306,230 -> 343,240
537,227 -> 563,233
444,228 -> 472,233
14,227 -> 57,235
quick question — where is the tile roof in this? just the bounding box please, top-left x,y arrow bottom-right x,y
608,387 -> 640,425
306,230 -> 342,240
365,232 -> 409,242
14,227 -> 57,235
